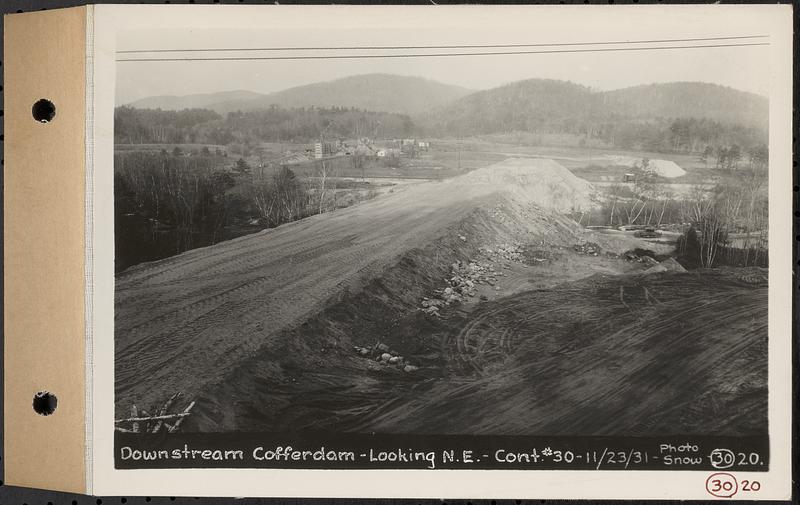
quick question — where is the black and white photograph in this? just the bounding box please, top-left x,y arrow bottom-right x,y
110,6 -> 777,473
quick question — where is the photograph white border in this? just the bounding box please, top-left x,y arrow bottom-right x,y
89,4 -> 793,499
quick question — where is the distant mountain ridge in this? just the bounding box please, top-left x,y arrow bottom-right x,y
422,79 -> 599,135
600,82 -> 768,130
127,74 -> 475,116
128,90 -> 264,111
422,79 -> 768,135
126,76 -> 768,140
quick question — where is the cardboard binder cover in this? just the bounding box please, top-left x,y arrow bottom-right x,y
4,6 -> 88,494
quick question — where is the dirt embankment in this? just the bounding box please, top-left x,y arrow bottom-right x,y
116,158 -> 765,437
115,158 -> 593,419
189,199 -> 587,432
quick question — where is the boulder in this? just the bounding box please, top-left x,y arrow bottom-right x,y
644,257 -> 687,275
641,256 -> 659,266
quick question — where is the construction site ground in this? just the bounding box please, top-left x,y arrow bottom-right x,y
115,158 -> 767,437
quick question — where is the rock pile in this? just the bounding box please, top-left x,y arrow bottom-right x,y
572,242 -> 601,256
420,242 -> 526,314
623,251 -> 659,265
525,248 -> 559,263
480,243 -> 524,262
489,204 -> 512,224
354,342 -> 418,372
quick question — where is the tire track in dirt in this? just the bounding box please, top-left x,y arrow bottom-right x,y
350,270 -> 767,437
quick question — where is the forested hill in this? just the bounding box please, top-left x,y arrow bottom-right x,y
419,79 -> 768,151
128,90 -> 264,111
421,79 -> 599,136
114,105 -> 414,145
213,74 -> 475,115
599,82 -> 768,130
127,74 -> 474,116
117,78 -> 768,153
422,79 -> 767,133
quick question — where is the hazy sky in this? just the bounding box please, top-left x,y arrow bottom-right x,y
115,7 -> 773,104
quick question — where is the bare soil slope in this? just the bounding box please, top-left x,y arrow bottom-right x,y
116,158 -> 766,437
115,159 -> 592,416
346,269 -> 767,436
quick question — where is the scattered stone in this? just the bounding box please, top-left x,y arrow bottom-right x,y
354,346 -> 371,356
380,353 -> 392,362
573,242 -> 601,256
376,343 -> 390,353
419,242 -> 522,311
403,365 -> 419,373
481,243 -> 524,262
422,306 -> 441,316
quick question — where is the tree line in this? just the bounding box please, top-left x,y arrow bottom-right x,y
116,101 -> 767,157
115,150 -> 376,271
595,117 -> 766,154
115,105 -> 414,146
585,157 -> 768,268
676,171 -> 768,268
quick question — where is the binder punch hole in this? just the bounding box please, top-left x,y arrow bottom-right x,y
32,391 -> 58,416
31,98 -> 56,123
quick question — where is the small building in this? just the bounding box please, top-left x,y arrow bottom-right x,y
313,141 -> 338,159
624,173 -> 636,182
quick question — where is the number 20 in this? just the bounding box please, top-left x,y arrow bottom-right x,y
742,480 -> 761,492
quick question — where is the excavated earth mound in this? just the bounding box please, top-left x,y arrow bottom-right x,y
462,157 -> 595,211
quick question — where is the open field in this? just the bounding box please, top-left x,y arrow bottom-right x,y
115,157 -> 767,436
